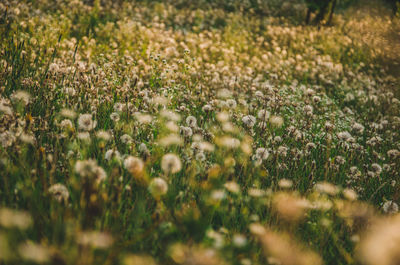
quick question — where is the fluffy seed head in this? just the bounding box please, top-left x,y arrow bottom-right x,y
161,153 -> 182,174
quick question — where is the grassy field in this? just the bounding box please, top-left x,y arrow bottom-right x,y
0,0 -> 400,264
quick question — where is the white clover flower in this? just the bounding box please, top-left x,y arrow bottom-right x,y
161,153 -> 182,174
78,114 -> 97,131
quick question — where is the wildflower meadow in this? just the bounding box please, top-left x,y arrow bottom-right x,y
0,0 -> 400,264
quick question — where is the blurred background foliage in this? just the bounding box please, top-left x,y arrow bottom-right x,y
86,0 -> 399,21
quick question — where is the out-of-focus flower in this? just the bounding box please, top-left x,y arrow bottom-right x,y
148,177 -> 168,198
270,115 -> 284,128
272,192 -> 311,222
0,208 -> 32,230
48,183 -> 69,202
18,241 -> 50,263
123,254 -> 158,265
124,156 -> 145,176
75,159 -> 107,182
77,231 -> 113,249
357,214 -> 400,265
161,153 -> 182,174
11,90 -> 31,106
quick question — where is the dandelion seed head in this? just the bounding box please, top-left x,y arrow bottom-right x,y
48,183 -> 69,202
124,156 -> 144,176
148,177 -> 168,197
161,153 -> 182,174
78,114 -> 97,131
